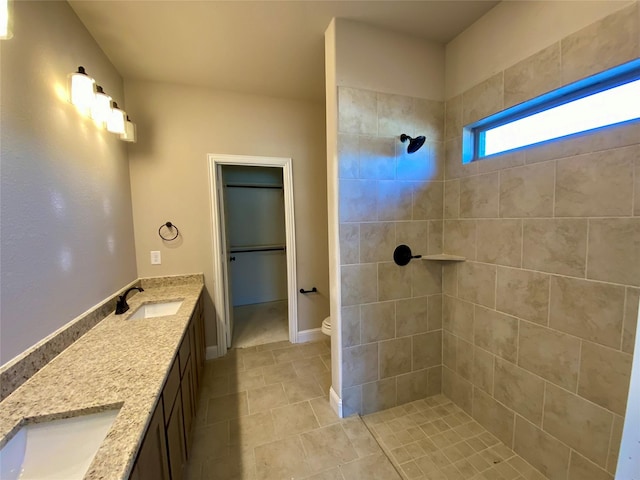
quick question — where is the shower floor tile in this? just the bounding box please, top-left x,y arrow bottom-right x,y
362,395 -> 549,480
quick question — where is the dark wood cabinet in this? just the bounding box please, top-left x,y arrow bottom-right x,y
129,293 -> 206,480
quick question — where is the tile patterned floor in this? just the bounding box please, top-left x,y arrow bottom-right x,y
186,340 -> 402,480
231,300 -> 289,348
363,396 -> 549,480
186,339 -> 549,480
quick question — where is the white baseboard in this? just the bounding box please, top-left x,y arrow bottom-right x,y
297,328 -> 327,344
205,345 -> 219,360
330,387 -> 343,418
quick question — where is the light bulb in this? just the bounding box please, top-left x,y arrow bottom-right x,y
91,85 -> 112,127
121,116 -> 137,142
68,66 -> 95,115
107,102 -> 126,134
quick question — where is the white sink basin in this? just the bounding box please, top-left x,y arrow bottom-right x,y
0,409 -> 120,480
128,300 -> 183,320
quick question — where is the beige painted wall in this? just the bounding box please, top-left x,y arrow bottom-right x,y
335,18 -> 445,100
0,1 -> 137,364
124,81 -> 329,347
445,0 -> 635,98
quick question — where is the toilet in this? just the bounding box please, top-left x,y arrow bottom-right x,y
321,316 -> 331,336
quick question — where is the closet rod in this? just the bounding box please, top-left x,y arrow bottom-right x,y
225,183 -> 283,189
230,246 -> 286,253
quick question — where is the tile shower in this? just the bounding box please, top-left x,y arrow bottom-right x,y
334,4 -> 640,480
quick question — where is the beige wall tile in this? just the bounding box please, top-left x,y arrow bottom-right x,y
555,147 -> 635,217
445,95 -> 462,141
569,451 -> 613,480
513,416 -> 570,480
396,221 -> 428,256
607,415 -> 624,474
396,370 -> 428,405
362,378 -> 397,414
543,383 -> 613,467
361,301 -> 395,344
474,305 -> 518,363
379,337 -> 412,378
443,331 -> 457,370
412,331 -> 442,370
443,220 -> 476,259
456,337 -> 474,380
549,276 -> 625,348
396,141 -> 436,182
476,220 -> 522,267
494,358 -> 545,426
561,4 -> 639,85
504,43 -> 561,108
578,341 -> 632,416
428,366 -> 442,396
376,181 -> 412,222
339,179 -> 378,222
459,173 -> 500,218
445,136 -> 478,180
457,261 -> 496,308
442,263 -> 457,296
410,261 -> 442,297
396,297 -> 428,337
359,136 -> 396,180
378,262 -> 412,302
377,92 -> 413,137
443,295 -> 474,342
496,267 -> 549,326
500,162 -> 555,218
523,219 -> 588,277
623,287 -> 639,354
338,133 -> 359,179
338,87 -> 377,135
443,366 -> 473,414
518,321 -> 580,391
477,150 -> 526,174
339,223 -> 359,265
413,181 -> 444,220
462,73 -> 504,125
588,218 -> 640,287
472,346 -> 494,395
526,120 -> 640,165
360,222 -> 395,263
412,98 -> 444,142
427,220 -> 444,255
635,155 -> 640,216
342,385 -> 362,417
341,306 -> 361,348
428,294 -> 443,331
341,263 -> 377,306
443,179 -> 460,219
472,387 -> 515,447
343,343 -> 378,388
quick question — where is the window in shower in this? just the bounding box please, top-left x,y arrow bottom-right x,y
462,59 -> 640,163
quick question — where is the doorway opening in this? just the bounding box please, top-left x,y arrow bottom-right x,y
208,154 -> 298,357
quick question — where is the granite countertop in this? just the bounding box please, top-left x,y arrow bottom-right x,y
0,282 -> 204,479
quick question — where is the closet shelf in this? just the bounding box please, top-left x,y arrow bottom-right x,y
230,244 -> 286,253
225,182 -> 283,189
422,254 -> 466,262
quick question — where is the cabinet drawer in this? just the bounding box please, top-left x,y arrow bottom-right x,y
162,358 -> 180,426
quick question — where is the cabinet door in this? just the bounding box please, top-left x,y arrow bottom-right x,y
181,356 -> 195,457
130,401 -> 169,480
166,393 -> 186,480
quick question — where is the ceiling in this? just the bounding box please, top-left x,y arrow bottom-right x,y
69,1 -> 499,101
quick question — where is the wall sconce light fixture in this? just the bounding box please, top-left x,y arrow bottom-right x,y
68,66 -> 136,142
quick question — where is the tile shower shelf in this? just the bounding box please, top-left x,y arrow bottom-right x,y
421,254 -> 466,261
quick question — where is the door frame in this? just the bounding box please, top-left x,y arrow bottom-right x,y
207,154 -> 298,357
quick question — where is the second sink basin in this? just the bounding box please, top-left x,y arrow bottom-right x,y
128,300 -> 183,320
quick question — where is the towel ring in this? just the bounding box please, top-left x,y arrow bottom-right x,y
158,222 -> 179,241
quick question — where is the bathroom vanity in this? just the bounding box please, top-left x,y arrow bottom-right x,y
0,279 -> 205,480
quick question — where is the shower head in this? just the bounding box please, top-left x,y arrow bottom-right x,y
400,134 -> 426,154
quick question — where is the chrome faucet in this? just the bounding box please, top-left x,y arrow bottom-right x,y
115,286 -> 144,315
